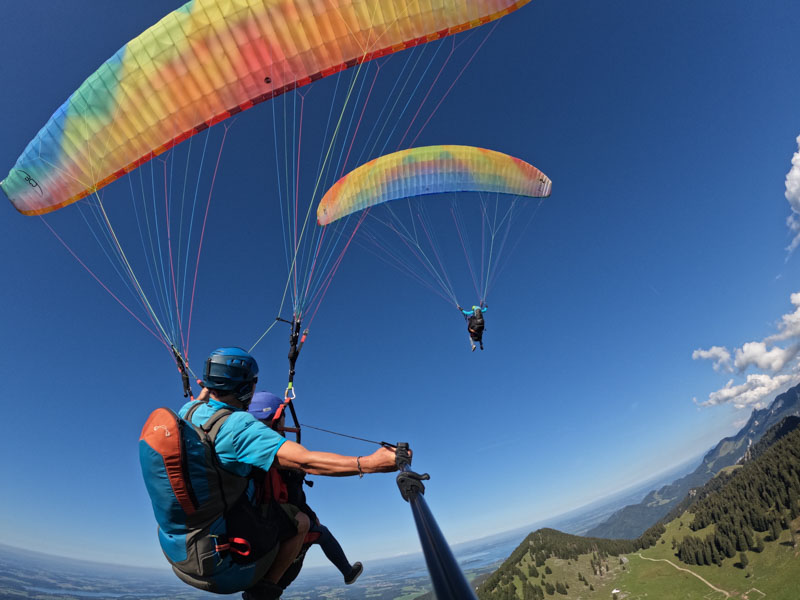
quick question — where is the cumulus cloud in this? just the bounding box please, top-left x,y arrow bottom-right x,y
694,373 -> 797,410
694,291 -> 800,409
786,135 -> 800,253
692,345 -> 733,372
766,291 -> 800,342
733,341 -> 800,373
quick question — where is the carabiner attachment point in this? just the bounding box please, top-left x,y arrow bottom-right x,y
172,346 -> 192,398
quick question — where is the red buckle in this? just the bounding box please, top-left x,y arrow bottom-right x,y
214,537 -> 251,557
228,537 -> 251,557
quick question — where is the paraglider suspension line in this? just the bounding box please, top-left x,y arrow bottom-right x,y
299,423 -> 395,449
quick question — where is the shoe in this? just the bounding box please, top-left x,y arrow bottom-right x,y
471,345 -> 476,352
344,562 -> 363,585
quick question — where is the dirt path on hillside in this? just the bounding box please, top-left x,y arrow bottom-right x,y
635,553 -> 731,598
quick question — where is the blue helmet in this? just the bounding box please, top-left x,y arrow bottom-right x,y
247,391 -> 284,423
202,347 -> 259,392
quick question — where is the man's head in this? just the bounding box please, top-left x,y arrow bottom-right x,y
247,391 -> 285,431
202,347 -> 259,407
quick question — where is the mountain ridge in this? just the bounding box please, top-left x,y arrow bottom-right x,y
586,382 -> 800,539
474,416 -> 800,600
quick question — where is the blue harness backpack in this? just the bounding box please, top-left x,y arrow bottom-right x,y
139,402 -> 253,580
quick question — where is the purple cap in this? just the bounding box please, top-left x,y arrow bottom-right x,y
248,391 -> 283,422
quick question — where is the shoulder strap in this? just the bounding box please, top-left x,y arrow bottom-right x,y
185,402 -> 247,516
184,400 -> 234,443
204,408 -> 234,444
185,400 -> 203,420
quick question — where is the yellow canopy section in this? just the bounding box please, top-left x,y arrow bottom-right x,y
1,0 -> 530,216
317,145 -> 552,225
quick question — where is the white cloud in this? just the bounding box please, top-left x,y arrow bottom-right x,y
694,291 -> 800,410
766,291 -> 800,342
694,373 -> 798,410
692,346 -> 732,372
733,341 -> 800,373
786,134 -> 800,253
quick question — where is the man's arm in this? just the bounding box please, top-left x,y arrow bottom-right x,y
275,441 -> 398,476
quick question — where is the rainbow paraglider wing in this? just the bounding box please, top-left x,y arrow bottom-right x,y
1,0 -> 530,216
316,145 -> 552,225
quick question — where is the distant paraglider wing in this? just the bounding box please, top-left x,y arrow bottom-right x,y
317,145 -> 552,225
0,0 -> 531,216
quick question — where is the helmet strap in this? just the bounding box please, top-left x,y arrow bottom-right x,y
236,382 -> 256,409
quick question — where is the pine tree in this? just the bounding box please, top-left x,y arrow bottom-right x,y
523,581 -> 536,600
739,552 -> 749,569
708,540 -> 722,566
701,542 -> 712,565
771,518 -> 782,542
736,530 -> 748,552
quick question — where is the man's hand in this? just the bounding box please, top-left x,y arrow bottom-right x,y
361,445 -> 402,473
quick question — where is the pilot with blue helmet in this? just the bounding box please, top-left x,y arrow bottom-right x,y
172,347 -> 397,600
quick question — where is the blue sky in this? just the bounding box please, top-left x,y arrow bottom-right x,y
2,0 -> 800,577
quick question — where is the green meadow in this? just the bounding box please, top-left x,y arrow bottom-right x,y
482,514 -> 800,600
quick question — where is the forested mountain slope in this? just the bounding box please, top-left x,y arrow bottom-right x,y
586,384 -> 800,539
473,417 -> 800,600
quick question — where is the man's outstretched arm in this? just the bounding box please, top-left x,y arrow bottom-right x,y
275,441 -> 399,476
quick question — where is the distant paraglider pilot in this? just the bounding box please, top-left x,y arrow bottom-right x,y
457,302 -> 488,351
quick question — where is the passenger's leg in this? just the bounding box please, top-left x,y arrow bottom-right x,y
313,524 -> 353,576
264,510 -> 310,585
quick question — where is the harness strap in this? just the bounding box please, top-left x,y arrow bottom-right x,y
184,401 -> 242,516
202,407 -> 234,438
214,537 -> 251,557
185,401 -> 203,421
